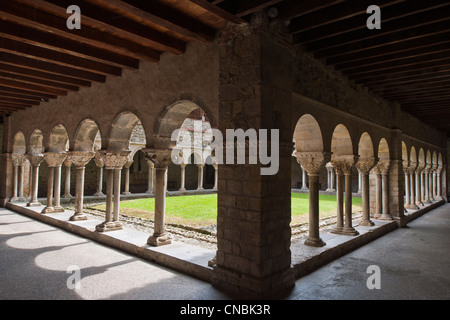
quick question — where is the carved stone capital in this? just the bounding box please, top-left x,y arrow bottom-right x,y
355,157 -> 377,175
376,160 -> 390,175
142,148 -> 172,169
27,154 -> 44,167
63,158 -> 73,167
98,150 -> 131,169
68,151 -> 95,168
296,152 -> 330,175
94,151 -> 104,168
436,164 -> 443,174
415,162 -> 425,174
44,152 -> 67,168
11,153 -> 28,166
331,155 -> 356,175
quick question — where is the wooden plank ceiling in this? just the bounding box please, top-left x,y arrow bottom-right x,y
1,0 -> 449,136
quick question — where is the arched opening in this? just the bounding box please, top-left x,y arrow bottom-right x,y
108,112 -> 142,152
48,124 -> 69,153
11,132 -> 28,202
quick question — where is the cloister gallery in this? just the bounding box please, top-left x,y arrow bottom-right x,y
0,1 -> 449,298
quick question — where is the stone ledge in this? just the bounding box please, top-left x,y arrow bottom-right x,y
5,202 -> 215,283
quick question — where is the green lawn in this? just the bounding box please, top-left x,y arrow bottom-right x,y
92,193 -> 362,228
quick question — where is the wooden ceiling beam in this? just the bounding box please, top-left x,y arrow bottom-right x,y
0,85 -> 56,100
271,0 -> 346,24
316,20 -> 450,59
0,37 -> 122,76
357,67 -> 450,86
0,52 -> 106,83
18,0 -> 186,55
89,0 -> 216,43
188,0 -> 246,22
0,90 -> 43,102
0,96 -> 40,106
0,1 -> 161,62
0,78 -> 67,96
0,63 -> 91,87
0,71 -> 79,92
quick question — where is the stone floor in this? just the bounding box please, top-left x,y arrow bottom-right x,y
0,201 -> 448,300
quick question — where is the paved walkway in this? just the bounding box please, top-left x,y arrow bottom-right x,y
0,204 -> 449,300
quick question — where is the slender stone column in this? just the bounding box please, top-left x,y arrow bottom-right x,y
53,163 -> 64,212
325,163 -> 333,192
431,165 -> 438,200
330,161 -> 344,234
358,171 -> 362,193
356,157 -> 376,226
26,154 -> 44,207
296,152 -> 329,247
423,164 -> 431,203
179,163 -> 186,191
407,162 -> 418,210
95,150 -> 130,232
373,167 -> 382,219
197,164 -> 204,190
67,151 -> 95,221
145,159 -> 154,194
378,161 -> 392,220
213,163 -> 218,190
122,161 -> 132,195
10,154 -> 21,202
93,154 -> 105,197
429,165 -> 436,201
403,162 -> 411,209
420,172 -> 425,203
42,153 -> 67,213
343,167 -> 359,235
300,165 -> 308,191
61,159 -> 74,198
415,163 -> 425,207
143,148 -> 172,247
436,165 -> 443,200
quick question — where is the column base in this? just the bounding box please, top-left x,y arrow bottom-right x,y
379,213 -> 393,221
405,204 -> 419,210
147,233 -> 172,247
10,197 -> 19,202
61,194 -> 74,199
330,226 -> 343,234
95,221 -> 123,232
341,227 -> 359,236
373,213 -> 382,219
93,192 -> 105,197
53,205 -> 65,213
416,201 -> 424,207
41,206 -> 55,214
179,187 -> 186,192
423,199 -> 431,204
196,187 -> 204,191
304,236 -> 326,247
359,219 -> 375,227
69,213 -> 87,221
122,192 -> 131,195
27,201 -> 42,207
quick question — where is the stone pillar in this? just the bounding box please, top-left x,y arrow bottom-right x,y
325,163 -> 333,192
67,151 -> 94,221
61,159 -> 74,198
430,165 -> 436,201
122,160 -> 132,195
423,164 -> 431,203
10,154 -> 27,202
145,159 -> 154,194
415,164 -> 425,207
389,128 -> 407,226
197,163 -> 204,190
213,163 -> 218,190
358,171 -> 362,193
373,167 -> 382,219
297,152 -> 329,246
420,171 -> 426,203
379,161 -> 392,220
26,154 -> 44,207
53,162 -> 64,212
143,149 -> 172,246
436,164 -> 443,200
42,153 -> 67,214
300,165 -> 308,191
10,155 -> 19,202
93,154 -> 105,197
179,163 -> 186,191
407,162 -> 418,210
330,161 -> 345,234
95,150 -> 130,232
356,157 -> 376,226
343,162 -> 359,235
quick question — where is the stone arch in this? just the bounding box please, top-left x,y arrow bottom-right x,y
293,114 -> 324,153
410,146 -> 417,165
358,132 -> 374,158
331,124 -> 353,157
12,131 -> 26,155
432,151 -> 437,167
426,150 -> 432,166
73,119 -> 101,152
402,141 -> 409,165
47,124 -> 69,153
155,100 -> 211,150
438,152 -> 443,166
418,148 -> 425,168
108,111 -> 142,151
378,138 -> 390,161
29,129 -> 44,155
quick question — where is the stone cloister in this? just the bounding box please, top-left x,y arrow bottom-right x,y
0,2 -> 449,299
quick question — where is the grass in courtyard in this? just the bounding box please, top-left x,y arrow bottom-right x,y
92,193 -> 362,229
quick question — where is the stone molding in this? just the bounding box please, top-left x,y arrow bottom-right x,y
68,151 -> 95,168
331,155 -> 356,175
11,153 -> 28,166
63,158 -> 73,167
98,150 -> 131,169
355,156 -> 377,175
44,152 -> 67,168
376,160 -> 391,175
